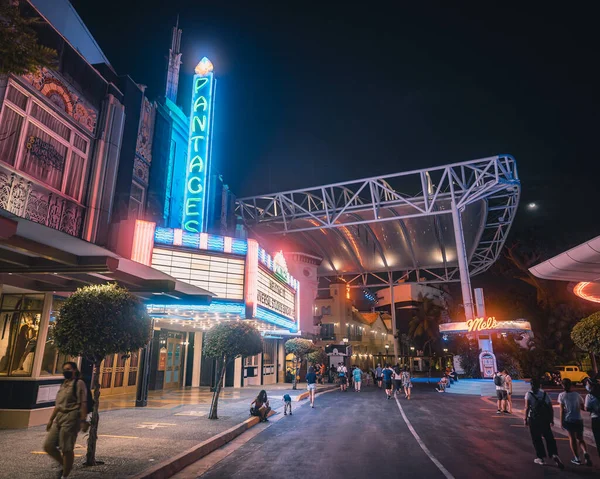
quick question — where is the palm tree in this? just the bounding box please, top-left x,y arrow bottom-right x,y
408,293 -> 442,359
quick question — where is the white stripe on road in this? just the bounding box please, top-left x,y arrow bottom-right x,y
394,397 -> 455,479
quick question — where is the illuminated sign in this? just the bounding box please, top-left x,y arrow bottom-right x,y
439,319 -> 532,335
467,316 -> 498,332
183,57 -> 215,233
257,268 -> 296,322
151,247 -> 244,300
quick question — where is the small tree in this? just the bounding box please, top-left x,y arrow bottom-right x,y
54,284 -> 151,466
0,2 -> 57,75
307,347 -> 327,367
285,338 -> 315,390
203,322 -> 262,419
571,312 -> 600,373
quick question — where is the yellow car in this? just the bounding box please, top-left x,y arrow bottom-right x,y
554,365 -> 589,385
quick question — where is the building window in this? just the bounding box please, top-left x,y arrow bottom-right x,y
320,323 -> 335,340
0,294 -> 44,377
321,306 -> 331,315
129,182 -> 145,219
0,80 -> 90,202
41,296 -> 76,376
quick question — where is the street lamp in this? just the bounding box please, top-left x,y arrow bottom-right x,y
443,348 -> 448,353
342,338 -> 348,344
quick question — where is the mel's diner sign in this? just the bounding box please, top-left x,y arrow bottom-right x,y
439,317 -> 532,335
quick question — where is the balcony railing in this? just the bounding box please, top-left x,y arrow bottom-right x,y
0,165 -> 85,237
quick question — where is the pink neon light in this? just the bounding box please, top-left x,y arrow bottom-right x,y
574,281 -> 600,304
173,228 -> 183,246
224,236 -> 232,254
245,239 -> 259,318
132,220 -> 156,266
199,232 -> 208,249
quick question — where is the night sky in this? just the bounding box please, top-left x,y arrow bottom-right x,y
71,1 -> 599,257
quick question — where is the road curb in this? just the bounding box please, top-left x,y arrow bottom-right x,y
132,410 -> 275,479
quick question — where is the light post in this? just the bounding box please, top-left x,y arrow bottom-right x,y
410,346 -> 415,373
385,344 -> 390,364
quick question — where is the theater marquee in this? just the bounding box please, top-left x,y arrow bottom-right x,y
257,267 -> 296,322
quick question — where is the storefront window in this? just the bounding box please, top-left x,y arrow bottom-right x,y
0,294 -> 44,377
41,297 -> 75,376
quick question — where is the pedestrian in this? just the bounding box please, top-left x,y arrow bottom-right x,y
558,378 -> 592,466
503,370 -> 513,413
524,378 -> 564,468
283,393 -> 292,416
382,364 -> 394,399
436,375 -> 449,393
494,371 -> 507,414
337,362 -> 348,392
584,379 -> 600,458
320,363 -> 326,384
43,361 -> 88,479
401,367 -> 412,399
329,364 -> 336,384
250,390 -> 271,422
306,366 -> 317,408
375,363 -> 383,388
393,365 -> 403,397
353,366 -> 362,392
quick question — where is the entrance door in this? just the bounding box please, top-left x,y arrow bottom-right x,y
164,334 -> 183,388
99,351 -> 140,396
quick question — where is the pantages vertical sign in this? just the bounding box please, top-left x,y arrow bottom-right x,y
183,57 -> 216,233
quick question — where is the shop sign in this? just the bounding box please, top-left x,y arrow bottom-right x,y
183,57 -> 215,234
257,268 -> 296,321
158,347 -> 167,371
466,316 -> 498,332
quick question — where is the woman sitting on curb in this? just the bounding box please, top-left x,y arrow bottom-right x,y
250,390 -> 271,422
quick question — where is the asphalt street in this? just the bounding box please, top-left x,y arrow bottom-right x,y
193,385 -> 600,479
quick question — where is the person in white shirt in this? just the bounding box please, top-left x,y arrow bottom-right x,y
558,378 -> 592,466
337,363 -> 348,392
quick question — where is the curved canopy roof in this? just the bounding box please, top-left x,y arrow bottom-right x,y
238,155 -> 520,286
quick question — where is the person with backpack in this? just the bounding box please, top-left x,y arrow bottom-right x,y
43,361 -> 88,479
382,364 -> 394,400
524,378 -> 564,468
337,362 -> 348,392
584,379 -> 600,456
393,365 -> 403,397
352,365 -> 362,392
494,371 -> 507,414
558,378 -> 592,466
402,366 -> 413,399
375,364 -> 383,388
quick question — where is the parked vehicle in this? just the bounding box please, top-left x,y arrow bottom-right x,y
546,365 -> 589,385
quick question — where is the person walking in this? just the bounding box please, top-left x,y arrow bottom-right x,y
503,370 -> 513,413
353,366 -> 362,392
382,364 -> 394,399
337,362 -> 348,392
283,393 -> 292,416
558,378 -> 592,466
494,371 -> 507,414
524,378 -> 564,468
306,366 -> 317,408
584,379 -> 600,457
43,362 -> 88,479
375,364 -> 383,388
393,365 -> 403,397
320,363 -> 326,384
401,367 -> 412,399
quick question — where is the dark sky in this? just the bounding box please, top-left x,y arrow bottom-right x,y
71,0 -> 599,256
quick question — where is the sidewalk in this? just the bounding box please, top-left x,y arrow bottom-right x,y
0,383 -> 334,479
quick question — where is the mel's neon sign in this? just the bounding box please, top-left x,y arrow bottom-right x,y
466,316 -> 498,332
183,57 -> 215,233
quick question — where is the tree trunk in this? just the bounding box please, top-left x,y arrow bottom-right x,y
208,357 -> 227,420
85,360 -> 102,466
292,357 -> 298,390
591,352 -> 598,374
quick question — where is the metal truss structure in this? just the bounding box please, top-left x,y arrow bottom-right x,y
237,155 -> 520,288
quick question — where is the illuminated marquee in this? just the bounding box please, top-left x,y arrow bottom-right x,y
257,268 -> 296,322
183,57 -> 215,233
439,318 -> 532,335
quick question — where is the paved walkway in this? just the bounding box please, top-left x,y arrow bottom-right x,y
0,383 -> 328,479
177,385 -> 600,479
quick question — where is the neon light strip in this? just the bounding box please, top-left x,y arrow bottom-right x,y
256,306 -> 297,330
245,239 -> 258,319
131,220 -> 156,266
573,281 -> 600,303
147,299 -> 245,316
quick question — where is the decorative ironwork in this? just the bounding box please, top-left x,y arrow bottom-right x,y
26,136 -> 65,172
133,156 -> 149,184
0,166 -> 85,237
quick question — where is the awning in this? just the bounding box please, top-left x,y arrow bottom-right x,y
0,212 -> 213,302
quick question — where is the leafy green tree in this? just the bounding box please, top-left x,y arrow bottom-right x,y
285,338 -> 316,390
454,336 -> 481,378
0,1 -> 57,75
307,347 -> 327,367
54,284 -> 151,466
571,311 -> 600,373
203,322 -> 262,419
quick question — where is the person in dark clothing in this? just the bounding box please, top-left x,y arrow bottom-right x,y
306,366 -> 317,408
250,390 -> 271,422
584,379 -> 600,457
524,378 -> 563,468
